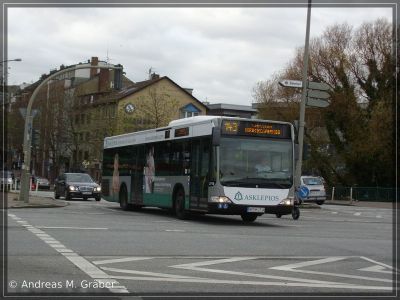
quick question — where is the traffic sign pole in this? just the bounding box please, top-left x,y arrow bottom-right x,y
295,0 -> 312,191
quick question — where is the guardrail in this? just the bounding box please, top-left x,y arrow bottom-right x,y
329,186 -> 396,202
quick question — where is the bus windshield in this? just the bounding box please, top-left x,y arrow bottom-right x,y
219,137 -> 293,189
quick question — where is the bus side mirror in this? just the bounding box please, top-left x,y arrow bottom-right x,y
212,127 -> 221,146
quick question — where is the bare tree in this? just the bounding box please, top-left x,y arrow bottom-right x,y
253,19 -> 394,187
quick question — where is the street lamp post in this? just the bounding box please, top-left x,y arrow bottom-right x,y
2,58 -> 22,171
18,64 -> 123,203
1,58 -> 22,64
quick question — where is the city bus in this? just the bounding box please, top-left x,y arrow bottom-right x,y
102,116 -> 295,222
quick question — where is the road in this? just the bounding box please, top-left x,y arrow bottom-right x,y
4,193 -> 396,297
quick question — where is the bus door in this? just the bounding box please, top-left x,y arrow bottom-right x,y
132,146 -> 145,205
190,139 -> 210,210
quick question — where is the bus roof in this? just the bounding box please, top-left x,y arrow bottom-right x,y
104,116 -> 293,149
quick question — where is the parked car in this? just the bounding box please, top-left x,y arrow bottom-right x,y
0,171 -> 14,191
54,173 -> 101,201
31,176 -> 51,190
300,176 -> 326,205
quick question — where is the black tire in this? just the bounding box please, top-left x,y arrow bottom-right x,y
95,197 -> 101,202
54,191 -> 60,199
276,213 -> 282,218
119,185 -> 129,210
292,207 -> 300,220
65,191 -> 71,200
316,200 -> 325,205
131,205 -> 142,211
174,188 -> 188,220
241,213 -> 258,222
83,197 -> 88,201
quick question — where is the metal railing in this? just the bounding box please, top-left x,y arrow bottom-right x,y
329,186 -> 396,202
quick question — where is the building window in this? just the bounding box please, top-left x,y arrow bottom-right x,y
180,103 -> 201,119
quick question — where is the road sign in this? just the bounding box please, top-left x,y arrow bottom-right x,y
297,186 -> 309,199
308,81 -> 330,91
307,89 -> 330,99
279,79 -> 302,88
306,97 -> 330,108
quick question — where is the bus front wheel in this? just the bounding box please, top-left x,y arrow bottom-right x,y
241,213 -> 258,222
174,188 -> 188,220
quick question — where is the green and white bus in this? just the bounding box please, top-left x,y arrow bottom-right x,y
102,116 -> 295,222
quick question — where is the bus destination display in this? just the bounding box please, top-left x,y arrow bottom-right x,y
221,120 -> 291,139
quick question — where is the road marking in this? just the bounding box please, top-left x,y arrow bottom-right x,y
44,240 -> 61,244
36,226 -> 108,230
354,212 -> 361,216
376,215 -> 382,218
171,257 -> 352,286
331,211 -> 338,214
101,267 -> 201,279
8,213 -> 129,294
93,257 -> 154,265
271,257 -> 348,270
360,257 -> 397,272
358,265 -> 392,274
165,229 -> 185,232
271,257 -> 392,283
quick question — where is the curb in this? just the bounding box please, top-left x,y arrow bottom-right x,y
6,192 -> 69,209
299,204 -> 321,209
8,201 -> 69,209
325,201 -> 355,206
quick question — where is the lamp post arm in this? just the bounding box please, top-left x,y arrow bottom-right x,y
18,64 -> 123,203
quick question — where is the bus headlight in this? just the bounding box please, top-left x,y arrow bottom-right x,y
279,198 -> 293,205
95,186 -> 101,192
69,185 -> 76,191
210,196 -> 232,203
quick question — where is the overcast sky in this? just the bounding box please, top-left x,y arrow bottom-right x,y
7,6 -> 392,105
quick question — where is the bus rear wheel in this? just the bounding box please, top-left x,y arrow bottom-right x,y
241,213 -> 258,222
119,186 -> 129,211
174,188 -> 188,220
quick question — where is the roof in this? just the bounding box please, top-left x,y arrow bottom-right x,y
208,103 -> 257,112
116,76 -> 208,111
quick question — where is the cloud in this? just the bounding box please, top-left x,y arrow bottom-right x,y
7,6 -> 392,105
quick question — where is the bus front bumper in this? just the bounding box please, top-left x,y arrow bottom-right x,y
207,203 -> 293,216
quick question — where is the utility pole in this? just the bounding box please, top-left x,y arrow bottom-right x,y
19,64 -> 123,203
294,0 -> 312,189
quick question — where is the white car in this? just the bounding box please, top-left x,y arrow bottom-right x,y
0,171 -> 14,191
300,176 -> 326,205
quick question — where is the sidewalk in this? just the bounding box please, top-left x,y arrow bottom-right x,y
2,191 -> 68,209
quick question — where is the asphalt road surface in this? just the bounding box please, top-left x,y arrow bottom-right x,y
4,195 -> 396,298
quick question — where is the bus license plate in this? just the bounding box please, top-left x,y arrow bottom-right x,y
82,192 -> 91,195
247,207 -> 265,213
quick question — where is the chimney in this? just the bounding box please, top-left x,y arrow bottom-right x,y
150,73 -> 160,80
99,69 -> 110,92
184,88 -> 193,95
90,57 -> 98,78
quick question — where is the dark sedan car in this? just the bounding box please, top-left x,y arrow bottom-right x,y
54,173 -> 101,201
32,176 -> 51,190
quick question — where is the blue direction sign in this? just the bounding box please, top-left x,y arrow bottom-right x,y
297,186 -> 310,199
